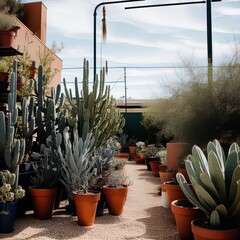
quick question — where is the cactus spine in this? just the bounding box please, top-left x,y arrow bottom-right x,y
64,59 -> 125,145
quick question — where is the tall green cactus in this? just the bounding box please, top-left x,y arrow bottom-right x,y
63,59 -> 125,145
34,65 -> 66,148
176,139 -> 240,228
0,60 -> 25,190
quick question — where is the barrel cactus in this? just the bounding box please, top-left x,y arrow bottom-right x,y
176,139 -> 240,228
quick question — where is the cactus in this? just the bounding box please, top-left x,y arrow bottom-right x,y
176,139 -> 240,228
0,170 -> 25,203
34,65 -> 66,148
30,132 -> 62,189
58,126 -> 99,199
0,60 -> 25,189
63,58 -> 125,145
21,97 -> 35,154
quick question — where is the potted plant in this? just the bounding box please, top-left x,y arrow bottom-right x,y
159,167 -> 176,184
171,199 -> 204,240
145,145 -> 160,171
59,126 -> 100,226
0,0 -> 24,47
90,140 -> 116,217
103,168 -> 131,216
29,134 -> 62,220
128,137 -> 137,160
176,139 -> 240,240
0,170 -> 25,233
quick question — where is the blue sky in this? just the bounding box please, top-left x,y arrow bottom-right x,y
22,0 -> 240,99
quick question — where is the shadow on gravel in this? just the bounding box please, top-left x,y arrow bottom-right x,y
125,206 -> 180,240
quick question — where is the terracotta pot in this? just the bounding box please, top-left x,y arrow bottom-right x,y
177,168 -> 190,183
191,218 -> 240,240
163,181 -> 188,207
139,152 -> 146,160
145,157 -> 160,171
135,156 -> 144,164
29,66 -> 37,78
159,171 -> 176,184
73,191 -> 100,226
103,186 -> 128,216
129,146 -> 136,160
149,161 -> 161,177
166,143 -> 188,170
115,153 -> 129,159
0,26 -> 20,47
171,199 -> 204,240
29,187 -> 57,220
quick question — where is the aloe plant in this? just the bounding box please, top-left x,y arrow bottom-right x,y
176,139 -> 240,228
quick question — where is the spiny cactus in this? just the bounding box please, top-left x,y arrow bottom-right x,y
0,60 -> 25,190
63,58 -> 125,145
58,126 -> 99,199
0,170 -> 25,203
34,65 -> 66,148
176,139 -> 240,228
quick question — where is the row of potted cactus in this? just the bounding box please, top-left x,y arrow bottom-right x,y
0,58 -> 127,233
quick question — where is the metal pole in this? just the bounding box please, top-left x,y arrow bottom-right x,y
126,0 -> 221,88
93,0 -> 145,82
206,0 -> 213,89
125,1 -> 206,9
124,67 -> 127,112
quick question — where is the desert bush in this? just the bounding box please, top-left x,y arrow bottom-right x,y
143,41 -> 240,149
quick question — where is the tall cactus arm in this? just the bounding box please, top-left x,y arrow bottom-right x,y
0,112 -> 6,152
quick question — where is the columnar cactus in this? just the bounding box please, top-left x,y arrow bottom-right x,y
63,58 -> 125,145
34,65 -> 66,148
176,139 -> 240,228
0,60 -> 25,190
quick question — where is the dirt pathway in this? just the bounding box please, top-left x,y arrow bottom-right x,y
1,161 -> 180,240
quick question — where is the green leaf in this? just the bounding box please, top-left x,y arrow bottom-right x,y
228,166 -> 240,206
208,151 -> 226,203
210,210 -> 221,227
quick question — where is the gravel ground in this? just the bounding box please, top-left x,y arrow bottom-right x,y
1,161 -> 180,240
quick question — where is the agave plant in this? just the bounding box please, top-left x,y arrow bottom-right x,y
176,139 -> 240,228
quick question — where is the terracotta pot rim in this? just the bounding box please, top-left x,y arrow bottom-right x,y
171,199 -> 200,209
29,186 -> 57,190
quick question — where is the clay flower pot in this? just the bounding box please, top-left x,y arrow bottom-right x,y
171,199 -> 204,240
163,181 -> 188,207
0,26 -> 20,47
149,161 -> 161,177
29,187 -> 57,220
159,170 -> 176,184
191,218 -> 240,240
103,186 -> 128,216
129,146 -> 136,160
73,191 -> 100,226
